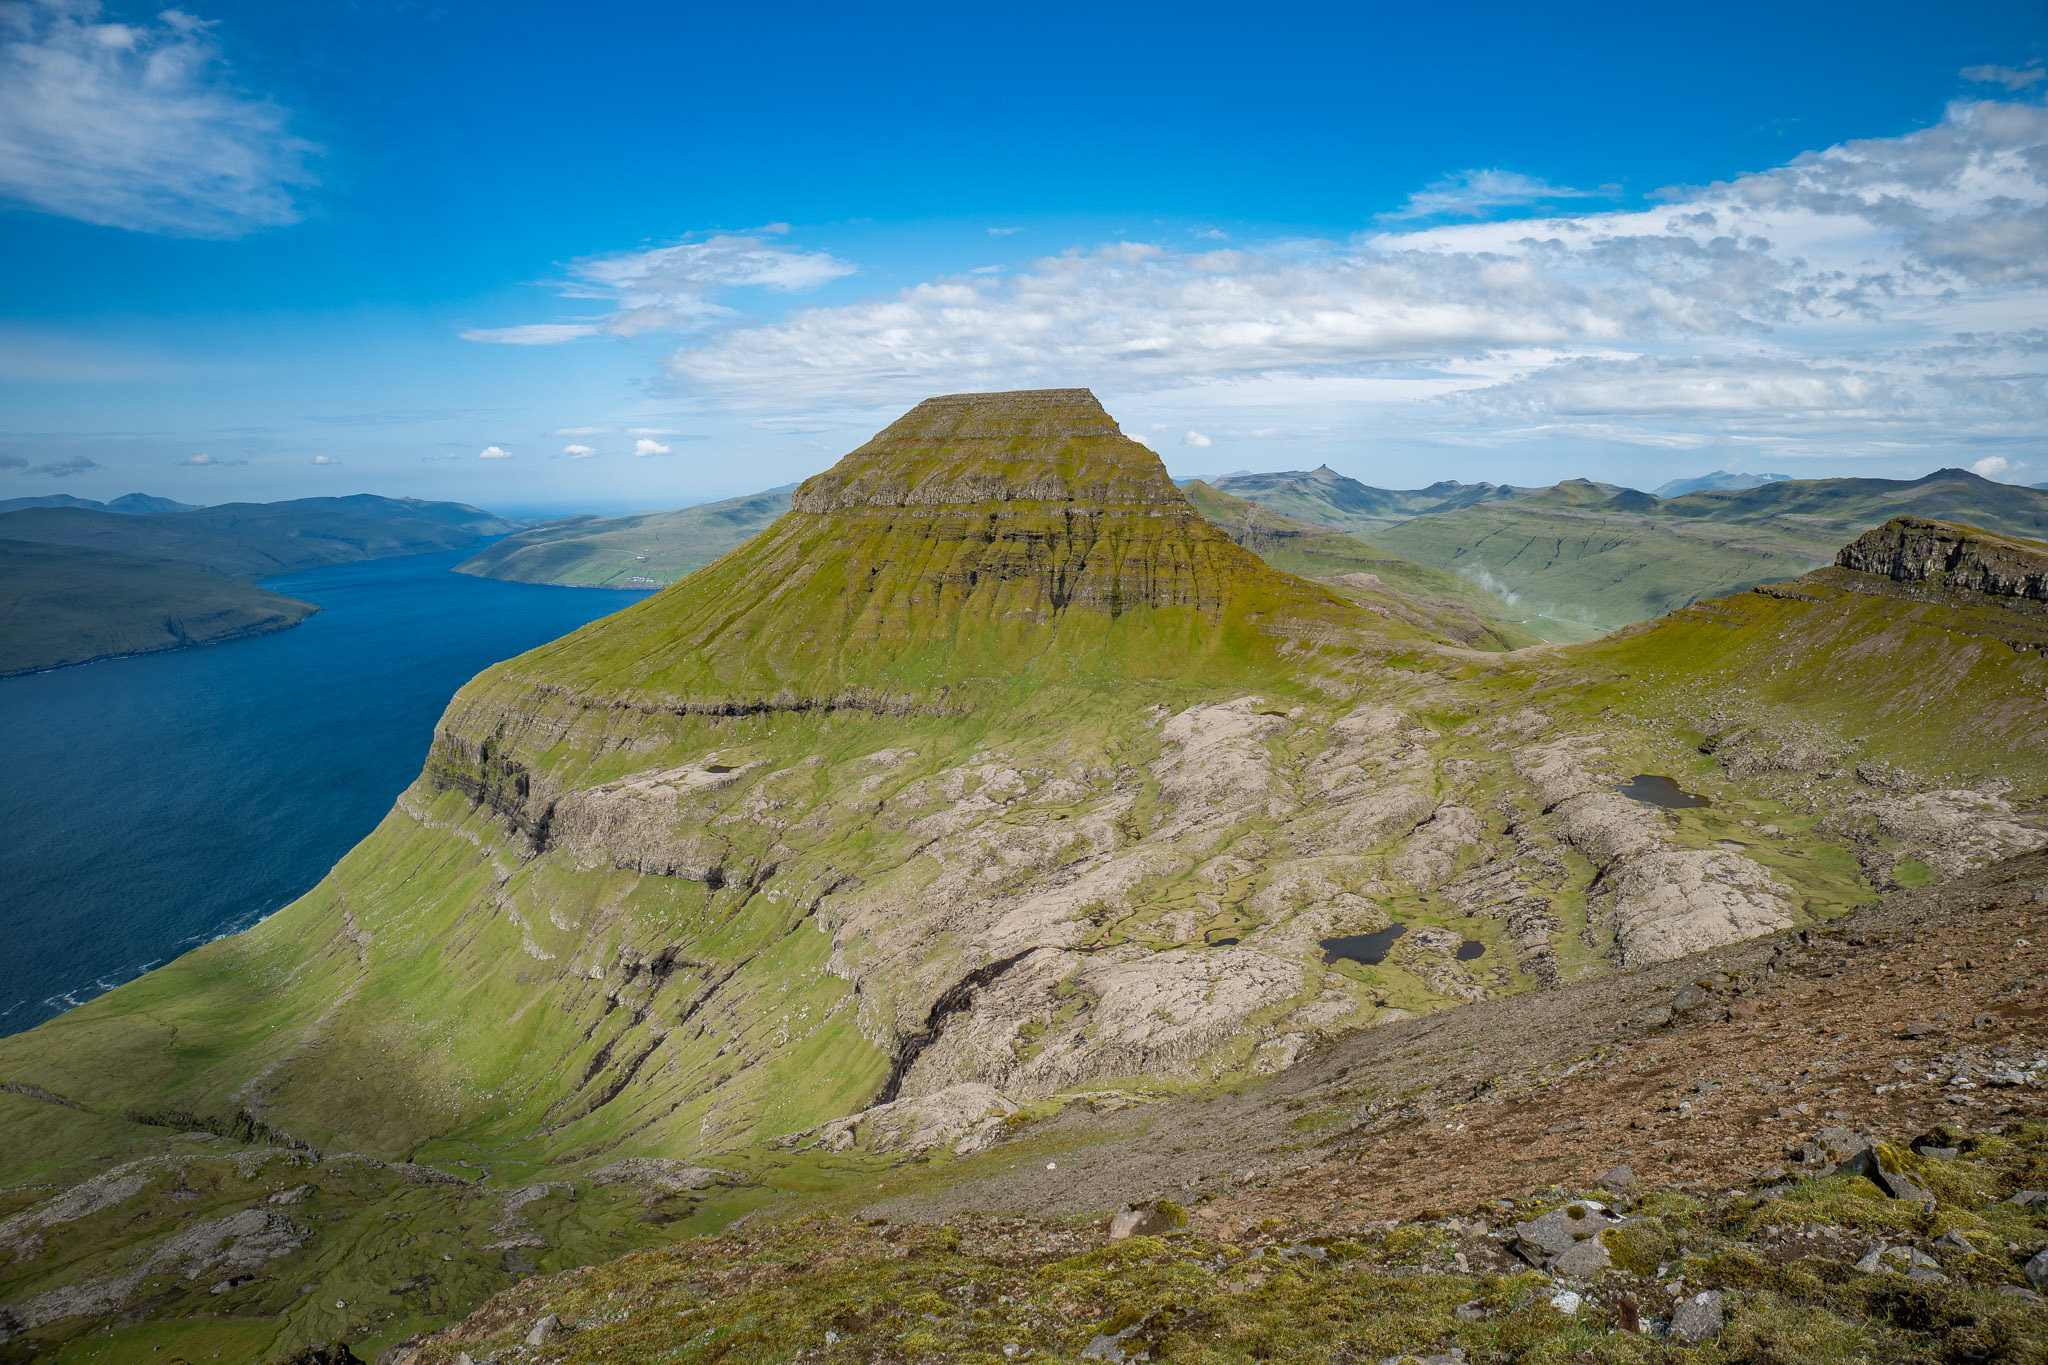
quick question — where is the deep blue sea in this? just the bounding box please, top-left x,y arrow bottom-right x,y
0,550 -> 650,1037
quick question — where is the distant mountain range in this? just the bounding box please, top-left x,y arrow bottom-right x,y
1214,465 -> 2048,633
0,491 -> 204,515
0,494 -> 518,676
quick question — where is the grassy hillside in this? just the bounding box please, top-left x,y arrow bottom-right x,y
1208,466 -> 1523,535
2,399 -> 2043,1362
452,487 -> 794,588
0,494 -> 518,578
0,539 -> 319,677
1367,470 -> 2048,633
1181,480 -> 1542,649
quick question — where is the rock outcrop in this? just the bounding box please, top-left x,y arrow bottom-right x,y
1836,516 -> 2048,602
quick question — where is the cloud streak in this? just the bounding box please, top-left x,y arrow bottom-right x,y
0,0 -> 317,236
462,232 -> 854,344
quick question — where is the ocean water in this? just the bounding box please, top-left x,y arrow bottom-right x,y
0,550 -> 650,1036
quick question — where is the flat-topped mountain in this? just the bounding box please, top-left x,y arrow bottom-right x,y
3,398 -> 2046,1362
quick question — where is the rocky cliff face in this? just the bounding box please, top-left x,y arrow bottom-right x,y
1836,515 -> 2048,602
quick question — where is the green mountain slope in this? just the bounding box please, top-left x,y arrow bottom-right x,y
0,539 -> 319,677
1180,480 -> 1541,650
0,494 -> 518,579
3,400 -> 2043,1362
1367,469 -> 2048,634
1579,516 -> 2048,779
1208,466 -> 1522,535
452,487 -> 795,588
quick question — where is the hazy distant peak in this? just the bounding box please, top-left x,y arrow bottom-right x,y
1652,470 -> 1792,497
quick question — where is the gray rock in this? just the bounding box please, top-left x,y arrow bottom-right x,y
1933,1230 -> 1977,1254
2008,1190 -> 2048,1209
1549,1235 -> 1613,1280
1669,1289 -> 1724,1342
1511,1199 -> 1623,1264
1916,1145 -> 1961,1161
1107,1201 -> 1182,1240
1999,1285 -> 2046,1303
2027,1247 -> 2048,1290
1853,1243 -> 1888,1274
1908,1264 -> 1950,1285
525,1314 -> 560,1347
1833,1143 -> 1936,1205
1454,1302 -> 1488,1322
1595,1164 -> 1637,1192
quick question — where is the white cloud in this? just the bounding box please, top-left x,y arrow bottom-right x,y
1972,454 -> 2014,478
553,425 -> 611,435
0,0 -> 316,236
29,454 -> 96,476
1381,168 -> 1604,221
562,443 -> 598,459
988,226 -> 1023,235
310,454 -> 339,465
1182,430 -> 1213,448
460,323 -> 602,346
1962,62 -> 2045,91
180,453 -> 216,466
1124,429 -> 1154,447
464,232 -> 854,345
478,445 -> 511,459
633,438 -> 671,457
425,451 -> 461,461
644,98 -> 2048,463
626,427 -> 679,435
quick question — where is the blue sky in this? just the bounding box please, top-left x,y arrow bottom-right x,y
2,0 -> 2045,514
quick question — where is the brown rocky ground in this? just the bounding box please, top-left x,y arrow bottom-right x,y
385,853 -> 2048,1365
865,849 -> 2048,1237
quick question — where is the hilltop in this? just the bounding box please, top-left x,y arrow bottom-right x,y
0,399 -> 2044,1362
0,493 -> 203,516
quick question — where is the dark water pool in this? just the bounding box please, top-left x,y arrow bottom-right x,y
1321,924 -> 1406,965
1614,774 -> 1711,808
1323,922 -> 1487,966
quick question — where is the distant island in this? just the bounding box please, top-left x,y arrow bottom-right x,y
0,493 -> 518,677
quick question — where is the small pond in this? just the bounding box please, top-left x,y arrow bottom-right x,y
1320,923 -> 1486,966
1613,774 -> 1711,808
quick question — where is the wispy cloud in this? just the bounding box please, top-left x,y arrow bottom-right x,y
462,232 -> 854,345
29,454 -> 97,476
178,452 -> 242,467
1380,168 -> 1606,221
1182,430 -> 1213,448
562,443 -> 598,459
0,0 -> 317,236
310,454 -> 339,464
1962,61 -> 2045,91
